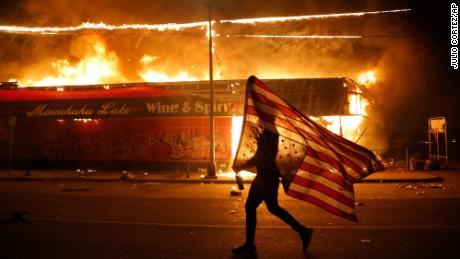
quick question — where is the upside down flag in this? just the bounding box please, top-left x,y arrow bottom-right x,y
232,76 -> 384,221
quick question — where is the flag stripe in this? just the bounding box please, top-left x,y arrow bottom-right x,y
301,135 -> 366,179
246,113 -> 307,145
288,182 -> 354,214
248,97 -> 371,178
249,87 -> 378,173
287,189 -> 357,221
292,175 -> 355,207
301,115 -> 383,170
305,149 -> 362,181
233,76 -> 383,221
247,105 -> 297,133
248,103 -> 364,181
251,79 -> 300,118
288,181 -> 355,214
249,89 -> 301,121
298,124 -> 375,170
297,163 -> 354,191
252,87 -> 381,171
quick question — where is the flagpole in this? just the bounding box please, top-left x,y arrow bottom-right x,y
206,0 -> 217,178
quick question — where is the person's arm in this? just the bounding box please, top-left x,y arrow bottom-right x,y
233,149 -> 259,172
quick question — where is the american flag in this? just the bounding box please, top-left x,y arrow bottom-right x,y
233,76 -> 384,221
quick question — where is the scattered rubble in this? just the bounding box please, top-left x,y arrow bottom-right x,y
397,183 -> 449,190
120,170 -> 135,182
230,186 -> 242,196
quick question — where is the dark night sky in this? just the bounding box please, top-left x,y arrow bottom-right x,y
0,0 -> 459,152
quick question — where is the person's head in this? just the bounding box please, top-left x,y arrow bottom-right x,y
257,129 -> 279,152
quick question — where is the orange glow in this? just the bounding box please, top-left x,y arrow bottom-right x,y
219,34 -> 362,39
349,91 -> 368,115
29,37 -> 125,86
0,21 -> 208,34
231,116 -> 244,159
358,71 -> 377,86
220,9 -> 410,24
311,115 -> 364,141
309,89 -> 368,142
139,54 -> 198,82
140,70 -> 198,82
0,9 -> 410,34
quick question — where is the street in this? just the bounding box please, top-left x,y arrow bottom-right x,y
1,172 -> 460,259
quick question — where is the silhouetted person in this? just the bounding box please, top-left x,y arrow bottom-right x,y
232,129 -> 313,257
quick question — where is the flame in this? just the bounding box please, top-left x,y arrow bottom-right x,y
139,54 -> 198,82
141,70 -> 198,82
349,91 -> 368,115
220,34 -> 362,39
358,70 -> 377,86
0,9 -> 410,34
29,37 -> 125,86
220,9 -> 411,24
312,115 -> 364,141
309,89 -> 368,141
0,21 -> 208,34
220,115 -> 246,177
231,116 -> 244,159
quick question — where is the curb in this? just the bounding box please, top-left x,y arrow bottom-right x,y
360,176 -> 441,183
0,176 -> 245,184
0,175 -> 442,184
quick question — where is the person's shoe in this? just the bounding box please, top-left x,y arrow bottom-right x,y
232,243 -> 257,257
300,226 -> 313,253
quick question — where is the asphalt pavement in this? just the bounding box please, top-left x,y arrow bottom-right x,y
0,167 -> 445,184
1,172 -> 459,259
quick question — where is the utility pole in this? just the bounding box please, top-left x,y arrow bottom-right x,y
206,0 -> 217,178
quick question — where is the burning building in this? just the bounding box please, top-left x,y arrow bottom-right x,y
0,7 -> 401,171
0,77 -> 373,171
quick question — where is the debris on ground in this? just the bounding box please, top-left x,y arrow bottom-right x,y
229,210 -> 236,214
61,187 -> 92,192
397,183 -> 449,190
120,170 -> 135,182
230,186 -> 242,196
360,239 -> 371,243
355,202 -> 364,206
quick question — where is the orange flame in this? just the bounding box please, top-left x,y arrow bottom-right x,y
358,71 -> 377,86
29,36 -> 125,86
138,54 -> 198,82
0,9 -> 410,34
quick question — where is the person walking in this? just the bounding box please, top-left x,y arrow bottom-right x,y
232,129 -> 313,257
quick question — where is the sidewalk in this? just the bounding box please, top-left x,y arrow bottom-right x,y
0,168 -> 444,183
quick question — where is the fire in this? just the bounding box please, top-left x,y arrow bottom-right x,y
219,115 -> 248,178
358,71 -> 377,86
349,90 -> 368,115
29,36 -> 125,86
141,70 -> 198,82
221,34 -> 362,39
0,9 -> 410,35
231,116 -> 244,159
312,115 -> 365,141
221,9 -> 410,24
139,55 -> 198,82
308,89 -> 369,141
0,21 -> 208,34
